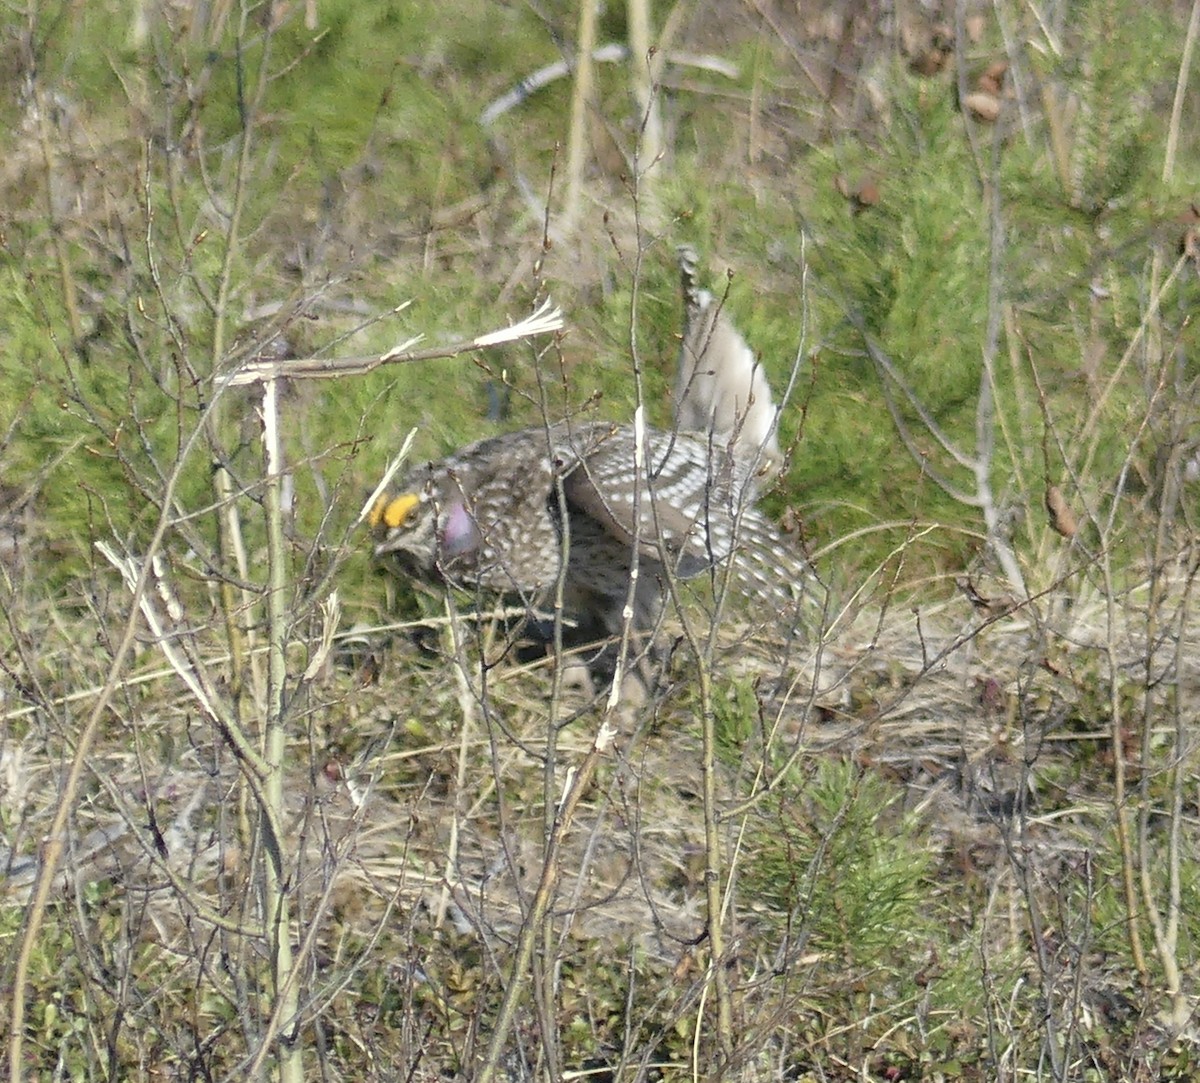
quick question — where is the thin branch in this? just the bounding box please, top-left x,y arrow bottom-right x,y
855,328 -> 978,474
475,720 -> 618,1083
479,44 -> 738,127
1163,0 -> 1200,183
562,0 -> 599,233
257,375 -> 304,1082
223,300 -> 564,386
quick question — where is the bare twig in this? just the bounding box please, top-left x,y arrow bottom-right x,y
255,376 -> 304,1082
222,300 -> 564,386
479,44 -> 738,128
1163,0 -> 1200,182
562,0 -> 599,233
475,720 -> 618,1083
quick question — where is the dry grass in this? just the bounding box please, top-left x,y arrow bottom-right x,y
3,537 -> 1197,1076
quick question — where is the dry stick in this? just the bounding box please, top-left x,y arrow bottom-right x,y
1097,548 -> 1149,984
524,191 -> 571,1074
1060,852 -> 1095,1077
476,720 -> 618,1083
246,786 -> 416,1079
671,242 -> 821,1068
432,599 -> 477,931
1028,342 -> 1153,984
1120,0 -> 1200,995
977,130 -> 1029,601
656,238 -> 740,1068
480,44 -> 736,129
1136,463 -> 1191,1028
672,484 -> 758,1072
562,0 -> 598,233
1008,827 -> 1066,1080
626,0 -> 667,238
695,657 -> 735,1076
256,376 -> 304,1083
209,4 -> 275,708
246,750 -> 416,1080
621,405 -> 740,1076
679,575 -> 737,1057
533,166 -> 568,1072
627,0 -> 661,167
626,234 -> 734,1063
1162,564 -> 1197,1029
1129,360 -> 1197,1028
223,300 -> 562,387
536,404 -> 575,1081
1056,386 -> 1158,997
1028,286 -> 1187,995
206,17 -> 304,1079
1163,0 -> 1200,182
28,66 -> 84,346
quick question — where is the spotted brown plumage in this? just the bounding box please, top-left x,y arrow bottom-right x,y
368,248 -> 808,666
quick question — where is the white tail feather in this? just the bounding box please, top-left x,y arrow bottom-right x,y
674,246 -> 783,483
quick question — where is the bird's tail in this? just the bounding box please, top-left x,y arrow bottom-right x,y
674,245 -> 783,486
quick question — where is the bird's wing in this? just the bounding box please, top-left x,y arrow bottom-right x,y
560,428 -> 742,578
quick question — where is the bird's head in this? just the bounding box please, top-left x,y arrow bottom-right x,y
369,484 -> 481,581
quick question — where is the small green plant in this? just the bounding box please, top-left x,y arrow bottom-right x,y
742,758 -> 933,968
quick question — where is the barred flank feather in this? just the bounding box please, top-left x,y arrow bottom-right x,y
727,507 -> 812,616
